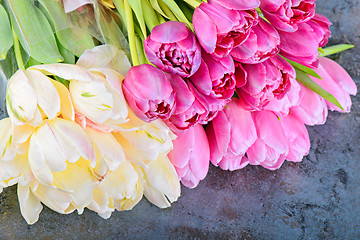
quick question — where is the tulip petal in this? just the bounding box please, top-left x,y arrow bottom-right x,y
30,64 -> 95,82
77,45 -> 131,78
17,185 -> 43,225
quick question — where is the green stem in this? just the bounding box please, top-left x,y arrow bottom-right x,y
11,27 -> 24,70
124,0 -> 140,66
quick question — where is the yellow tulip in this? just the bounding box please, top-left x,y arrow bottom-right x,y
140,155 -> 181,208
88,160 -> 143,218
113,119 -> 176,167
28,117 -> 97,209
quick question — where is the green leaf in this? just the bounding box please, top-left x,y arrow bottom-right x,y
150,0 -> 169,18
283,56 -> 322,79
142,0 -> 160,31
161,0 -> 193,30
127,0 -> 147,38
38,0 -> 95,57
0,4 -> 13,60
295,68 -> 343,110
319,44 -> 355,57
92,1 -> 130,56
4,0 -> 63,63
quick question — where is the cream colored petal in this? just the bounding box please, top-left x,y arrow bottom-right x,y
30,64 -> 95,82
17,185 -> 43,225
28,134 -> 54,185
12,124 -> 34,144
52,159 -> 95,208
34,120 -> 78,173
0,118 -> 16,161
53,118 -> 95,165
112,132 -> 152,167
86,127 -> 125,171
50,79 -> 75,121
70,79 -> 113,124
99,160 -> 139,199
88,188 -> 114,219
143,181 -> 171,208
91,69 -> 129,122
77,45 -> 131,77
0,153 -> 27,184
31,182 -> 73,214
6,70 -> 37,125
142,156 -> 180,208
26,69 -> 60,120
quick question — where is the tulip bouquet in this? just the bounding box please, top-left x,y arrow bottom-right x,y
0,0 -> 357,224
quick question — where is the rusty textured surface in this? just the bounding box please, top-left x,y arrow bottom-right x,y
0,0 -> 360,239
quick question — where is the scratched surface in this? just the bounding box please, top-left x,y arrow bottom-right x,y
0,0 -> 360,239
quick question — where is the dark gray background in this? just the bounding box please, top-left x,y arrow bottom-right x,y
0,0 -> 359,239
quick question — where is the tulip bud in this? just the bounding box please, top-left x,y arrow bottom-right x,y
193,1 -> 258,59
123,64 -> 176,123
144,21 -> 202,78
260,0 -> 316,32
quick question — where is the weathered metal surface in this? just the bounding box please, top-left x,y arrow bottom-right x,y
0,0 -> 359,239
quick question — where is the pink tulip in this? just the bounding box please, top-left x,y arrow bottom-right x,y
278,15 -> 331,68
123,64 -> 175,122
281,114 -> 310,162
247,111 -> 289,170
193,1 -> 258,59
236,56 -> 296,111
260,0 -> 316,32
208,0 -> 260,10
144,21 -> 201,78
206,99 -> 257,171
231,18 -> 280,64
168,125 -> 210,188
291,83 -> 328,126
190,52 -> 236,101
310,57 -> 357,112
166,75 -> 215,131
307,14 -> 331,48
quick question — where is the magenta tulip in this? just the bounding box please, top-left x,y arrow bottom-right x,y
247,111 -> 289,170
206,99 -> 257,171
260,0 -> 316,32
166,75 -> 215,131
144,21 -> 201,78
236,56 -> 296,111
168,125 -> 210,188
123,64 -> 175,122
190,52 -> 236,102
281,114 -> 310,162
193,1 -> 258,59
310,57 -> 357,112
307,14 -> 331,48
208,0 -> 260,10
231,18 -> 280,64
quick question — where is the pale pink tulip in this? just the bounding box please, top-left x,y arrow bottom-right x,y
281,114 -> 310,162
168,125 -> 210,188
206,99 -> 257,171
247,111 -> 289,170
291,83 -> 328,126
311,57 -> 357,112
